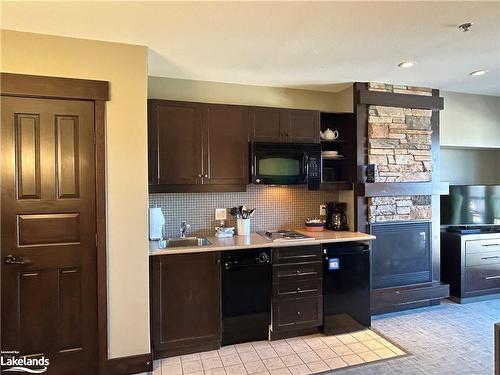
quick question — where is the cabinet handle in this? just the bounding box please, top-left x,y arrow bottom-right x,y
296,287 -> 301,291
198,174 -> 202,178
296,270 -> 301,274
204,174 -> 208,178
297,311 -> 302,316
484,275 -> 500,280
482,244 -> 500,247
481,256 -> 499,260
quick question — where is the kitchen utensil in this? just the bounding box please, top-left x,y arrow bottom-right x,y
322,154 -> 344,159
320,129 -> 339,140
322,150 -> 339,155
305,217 -> 325,232
230,206 -> 255,219
237,218 -> 251,236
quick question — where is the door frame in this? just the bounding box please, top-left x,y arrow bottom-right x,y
1,73 -> 110,373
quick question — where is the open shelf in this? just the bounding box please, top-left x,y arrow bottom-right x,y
320,112 -> 355,189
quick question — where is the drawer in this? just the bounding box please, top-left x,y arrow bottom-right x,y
466,251 -> 500,267
273,278 -> 322,300
272,296 -> 323,332
273,262 -> 322,284
273,245 -> 322,265
465,238 -> 500,254
465,264 -> 500,292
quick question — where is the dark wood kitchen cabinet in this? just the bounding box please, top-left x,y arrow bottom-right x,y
148,99 -> 249,192
150,252 -> 221,358
204,104 -> 249,185
249,107 -> 320,144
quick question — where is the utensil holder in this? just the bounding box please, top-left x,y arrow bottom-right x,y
237,218 -> 251,236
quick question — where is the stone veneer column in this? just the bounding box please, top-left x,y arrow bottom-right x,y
366,83 -> 434,223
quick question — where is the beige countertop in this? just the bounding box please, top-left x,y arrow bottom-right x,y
149,230 -> 375,256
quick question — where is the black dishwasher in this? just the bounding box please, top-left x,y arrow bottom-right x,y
323,242 -> 371,334
222,248 -> 272,345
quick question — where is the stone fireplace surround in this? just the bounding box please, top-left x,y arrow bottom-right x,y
365,83 -> 434,224
356,82 -> 447,315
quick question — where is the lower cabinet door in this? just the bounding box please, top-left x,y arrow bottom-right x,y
272,296 -> 323,332
150,252 -> 221,358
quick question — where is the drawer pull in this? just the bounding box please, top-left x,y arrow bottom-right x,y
481,256 -> 500,260
297,311 -> 302,316
482,244 -> 500,247
484,275 -> 500,280
297,287 -> 301,291
280,254 -> 317,260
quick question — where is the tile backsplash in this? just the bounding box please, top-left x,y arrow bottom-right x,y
149,185 -> 339,238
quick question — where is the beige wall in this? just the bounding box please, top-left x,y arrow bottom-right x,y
149,76 -> 353,112
440,148 -> 500,185
1,30 -> 150,358
441,91 -> 500,148
440,91 -> 500,185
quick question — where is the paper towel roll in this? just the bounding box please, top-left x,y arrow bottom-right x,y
149,207 -> 166,240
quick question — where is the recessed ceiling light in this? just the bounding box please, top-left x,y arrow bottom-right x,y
470,70 -> 487,76
398,61 -> 417,68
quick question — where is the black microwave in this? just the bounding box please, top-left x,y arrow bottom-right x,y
250,142 -> 321,190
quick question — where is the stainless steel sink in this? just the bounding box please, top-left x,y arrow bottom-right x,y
162,237 -> 211,248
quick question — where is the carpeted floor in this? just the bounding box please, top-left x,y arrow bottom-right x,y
333,298 -> 499,374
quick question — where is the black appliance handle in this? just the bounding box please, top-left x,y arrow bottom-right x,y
224,261 -> 271,270
324,245 -> 370,256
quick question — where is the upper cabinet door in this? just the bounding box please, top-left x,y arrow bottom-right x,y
250,107 -> 320,143
249,107 -> 283,142
204,105 -> 249,185
149,100 -> 203,186
285,109 -> 320,143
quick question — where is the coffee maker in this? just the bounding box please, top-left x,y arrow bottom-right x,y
325,202 -> 348,231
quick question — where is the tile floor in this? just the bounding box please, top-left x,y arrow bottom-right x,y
152,329 -> 406,375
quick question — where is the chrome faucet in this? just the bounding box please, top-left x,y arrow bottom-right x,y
180,221 -> 190,238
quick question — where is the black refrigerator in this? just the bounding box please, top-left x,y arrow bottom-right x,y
323,242 -> 371,334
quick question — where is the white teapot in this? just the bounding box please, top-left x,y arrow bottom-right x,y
320,128 -> 339,140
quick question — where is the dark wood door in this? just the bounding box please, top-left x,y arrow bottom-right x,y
150,252 -> 221,358
249,107 -> 284,142
284,109 -> 320,143
149,100 -> 203,186
204,105 -> 249,185
1,96 -> 98,374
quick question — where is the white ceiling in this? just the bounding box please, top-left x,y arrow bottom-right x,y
2,1 -> 500,95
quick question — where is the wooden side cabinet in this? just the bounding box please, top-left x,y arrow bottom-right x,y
148,99 -> 249,192
249,107 -> 320,144
441,231 -> 500,303
150,252 -> 222,358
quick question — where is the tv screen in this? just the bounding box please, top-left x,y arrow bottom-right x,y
441,185 -> 500,226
